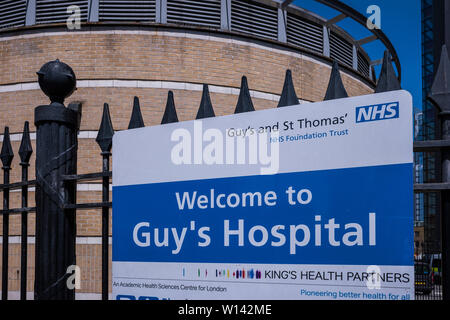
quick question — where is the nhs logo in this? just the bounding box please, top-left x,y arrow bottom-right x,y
356,102 -> 399,123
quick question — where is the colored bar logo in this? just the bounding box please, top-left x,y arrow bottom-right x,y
215,268 -> 262,280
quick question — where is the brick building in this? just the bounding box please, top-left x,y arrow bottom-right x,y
0,0 -> 380,299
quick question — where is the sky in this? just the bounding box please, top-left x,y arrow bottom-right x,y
292,0 -> 423,110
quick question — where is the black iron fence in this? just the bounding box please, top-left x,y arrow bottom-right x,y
0,59 -> 113,300
0,49 -> 447,300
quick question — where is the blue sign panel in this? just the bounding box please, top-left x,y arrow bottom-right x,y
114,164 -> 413,266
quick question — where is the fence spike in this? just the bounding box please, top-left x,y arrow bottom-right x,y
128,96 -> 145,129
428,45 -> 450,111
234,76 -> 255,114
324,61 -> 348,101
196,84 -> 216,119
96,103 -> 115,153
161,91 -> 179,124
0,126 -> 14,168
18,121 -> 33,164
278,69 -> 300,108
375,50 -> 401,93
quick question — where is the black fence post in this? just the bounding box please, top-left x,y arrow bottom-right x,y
34,60 -> 80,300
19,121 -> 33,300
101,151 -> 110,300
96,103 -> 114,300
0,127 -> 13,300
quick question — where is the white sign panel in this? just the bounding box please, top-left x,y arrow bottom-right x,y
112,90 -> 414,300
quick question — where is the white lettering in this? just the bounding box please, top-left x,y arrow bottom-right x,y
133,222 -> 150,247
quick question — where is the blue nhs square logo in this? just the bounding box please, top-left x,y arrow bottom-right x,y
356,102 -> 399,123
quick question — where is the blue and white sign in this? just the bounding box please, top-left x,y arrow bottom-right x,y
112,90 -> 414,300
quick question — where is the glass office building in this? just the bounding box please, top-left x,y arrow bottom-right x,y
418,0 -> 450,255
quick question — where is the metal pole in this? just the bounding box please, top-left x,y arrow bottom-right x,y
20,163 -> 28,300
96,103 -> 114,300
2,166 -> 10,300
1,126 -> 14,301
101,151 -> 110,300
19,121 -> 33,300
34,60 -> 79,300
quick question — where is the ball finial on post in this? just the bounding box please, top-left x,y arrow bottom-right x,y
36,59 -> 77,105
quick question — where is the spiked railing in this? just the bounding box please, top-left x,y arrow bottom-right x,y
18,121 -> 32,301
0,125 -> 34,301
96,103 -> 114,301
0,56 -> 405,300
1,126 -> 13,301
